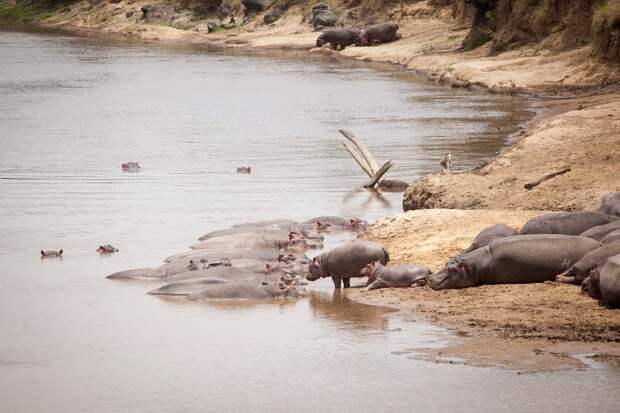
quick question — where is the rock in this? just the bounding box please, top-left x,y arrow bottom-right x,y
264,8 -> 284,24
242,0 -> 269,13
312,4 -> 337,29
140,5 -> 175,24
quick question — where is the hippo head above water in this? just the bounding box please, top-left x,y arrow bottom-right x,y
428,257 -> 476,290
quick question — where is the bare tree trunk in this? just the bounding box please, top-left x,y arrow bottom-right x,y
364,161 -> 393,188
341,140 -> 373,178
339,129 -> 380,174
524,166 -> 571,190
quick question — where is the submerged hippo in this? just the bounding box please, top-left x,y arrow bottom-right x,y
361,261 -> 430,291
306,240 -> 389,288
582,253 -> 620,307
315,28 -> 361,50
187,282 -> 304,300
236,166 -> 251,174
97,244 -> 119,254
580,219 -> 620,241
428,235 -> 601,290
519,211 -> 617,236
41,249 -> 63,258
463,224 -> 517,253
359,22 -> 400,46
556,241 -> 620,284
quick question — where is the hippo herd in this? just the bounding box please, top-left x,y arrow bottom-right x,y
315,22 -> 400,51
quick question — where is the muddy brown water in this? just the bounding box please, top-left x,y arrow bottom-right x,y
1,22 -> 619,412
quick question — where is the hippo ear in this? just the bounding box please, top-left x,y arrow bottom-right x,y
59,249 -> 63,255
41,250 -> 44,255
312,257 -> 317,263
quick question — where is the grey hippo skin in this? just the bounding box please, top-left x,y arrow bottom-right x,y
556,241 -> 620,284
307,240 -> 389,288
359,22 -> 400,46
582,253 -> 620,308
602,230 -> 620,244
580,219 -> 620,241
598,191 -> 620,217
519,211 -> 617,236
187,283 -> 303,300
428,234 -> 601,290
463,224 -> 517,253
315,28 -> 361,50
190,232 -> 290,250
360,261 -> 430,291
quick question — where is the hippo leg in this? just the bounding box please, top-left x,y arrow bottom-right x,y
556,275 -> 577,284
343,278 -> 351,288
330,43 -> 337,50
366,280 -> 386,291
332,276 -> 342,288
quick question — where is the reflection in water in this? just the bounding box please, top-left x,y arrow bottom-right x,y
309,290 -> 393,331
343,187 -> 392,211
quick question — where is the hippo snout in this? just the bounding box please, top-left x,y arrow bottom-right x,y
427,271 -> 447,290
306,272 -> 320,281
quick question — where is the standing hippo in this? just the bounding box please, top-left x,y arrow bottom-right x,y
582,253 -> 620,307
556,241 -> 620,284
463,224 -> 517,253
428,235 -> 601,290
519,211 -> 617,236
316,28 -> 361,50
359,22 -> 400,46
307,240 -> 389,288
580,219 -> 620,241
360,261 -> 430,291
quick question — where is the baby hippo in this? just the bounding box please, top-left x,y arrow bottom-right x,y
361,261 -> 430,291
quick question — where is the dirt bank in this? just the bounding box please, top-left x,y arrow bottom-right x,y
352,209 -> 620,371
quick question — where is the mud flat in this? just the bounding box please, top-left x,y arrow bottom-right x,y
350,209 -> 620,371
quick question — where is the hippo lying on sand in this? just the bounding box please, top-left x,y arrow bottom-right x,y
190,231 -> 290,250
359,22 -> 400,46
361,261 -> 430,291
582,253 -> 620,307
519,211 -> 617,236
306,240 -> 389,288
580,219 -> 620,241
602,230 -> 620,244
428,235 -> 601,290
463,224 -> 517,253
598,192 -> 620,217
556,241 -> 620,284
316,28 -> 361,50
41,249 -> 63,258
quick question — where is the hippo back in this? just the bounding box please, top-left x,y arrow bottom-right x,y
480,234 -> 601,284
580,219 -> 620,241
519,212 -> 617,236
602,230 -> 620,244
599,254 -> 620,307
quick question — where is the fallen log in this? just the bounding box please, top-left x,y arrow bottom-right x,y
365,160 -> 393,188
524,166 -> 571,190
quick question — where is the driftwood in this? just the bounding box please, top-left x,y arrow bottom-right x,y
338,129 -> 407,190
524,166 -> 571,190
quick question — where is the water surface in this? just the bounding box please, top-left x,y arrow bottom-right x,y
1,25 -> 618,412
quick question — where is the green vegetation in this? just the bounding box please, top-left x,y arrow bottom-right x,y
0,1 -> 53,22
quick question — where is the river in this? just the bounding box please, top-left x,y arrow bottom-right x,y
1,23 -> 618,412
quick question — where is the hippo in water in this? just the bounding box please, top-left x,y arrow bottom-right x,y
236,166 -> 251,174
97,244 -> 119,254
359,22 -> 401,46
463,224 -> 517,253
519,211 -> 617,236
556,241 -> 620,284
306,240 -> 389,288
187,282 -> 304,300
41,249 -> 63,258
428,235 -> 601,290
360,261 -> 430,291
582,253 -> 620,307
315,28 -> 361,50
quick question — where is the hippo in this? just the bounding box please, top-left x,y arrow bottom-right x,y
97,244 -> 119,254
582,253 -> 620,307
236,166 -> 251,174
190,231 -> 290,250
598,191 -> 620,217
187,282 -> 304,300
556,241 -> 620,284
360,261 -> 430,291
315,28 -> 361,50
41,249 -> 63,258
519,211 -> 617,236
306,240 -> 389,288
286,234 -> 323,253
359,22 -> 401,46
580,219 -> 620,241
121,161 -> 140,171
231,219 -> 297,230
428,235 -> 601,290
602,230 -> 620,244
463,224 -> 517,253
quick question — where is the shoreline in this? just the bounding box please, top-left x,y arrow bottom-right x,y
4,1 -> 619,372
